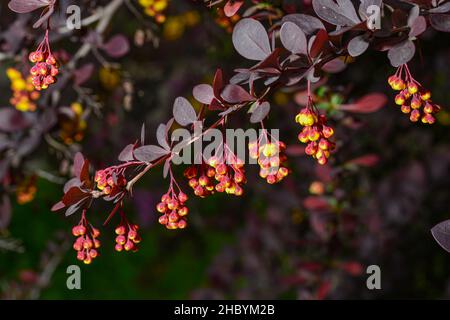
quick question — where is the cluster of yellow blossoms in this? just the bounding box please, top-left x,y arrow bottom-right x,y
7,68 -> 40,112
138,0 -> 169,23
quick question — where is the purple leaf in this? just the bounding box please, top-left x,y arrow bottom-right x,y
173,97 -> 197,126
134,145 -> 170,163
0,196 -> 11,230
348,35 -> 369,57
156,123 -> 170,150
312,0 -> 361,27
429,3 -> 450,13
74,63 -> 95,86
280,22 -> 307,55
102,34 -> 130,58
430,14 -> 450,32
193,84 -> 214,105
232,18 -> 271,61
322,58 -> 347,73
282,14 -> 325,35
221,84 -> 254,104
431,220 -> 450,253
387,40 -> 416,67
250,101 -> 270,123
63,178 -> 81,193
0,108 -> 30,132
8,0 -> 49,13
118,144 -> 135,162
72,152 -> 85,179
409,16 -> 427,37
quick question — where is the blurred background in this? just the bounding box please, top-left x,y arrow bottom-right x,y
0,0 -> 449,299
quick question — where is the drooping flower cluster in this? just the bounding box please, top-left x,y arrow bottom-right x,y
388,64 -> 441,124
184,155 -> 246,198
7,68 -> 40,112
296,100 -> 335,165
94,169 -> 127,196
156,188 -> 189,230
249,135 -> 289,184
72,212 -> 100,264
138,0 -> 168,23
28,31 -> 59,91
114,218 -> 141,253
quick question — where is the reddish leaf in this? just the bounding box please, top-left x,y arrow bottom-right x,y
232,18 -> 271,61
338,261 -> 364,276
316,281 -> 332,300
347,154 -> 380,167
173,97 -> 197,126
338,93 -> 387,113
221,84 -> 254,103
51,201 -> 66,212
224,0 -> 244,17
213,69 -> 224,97
74,63 -> 95,86
303,196 -> 331,211
62,187 -> 89,206
309,29 -> 329,58
102,34 -> 130,58
72,152 -> 90,183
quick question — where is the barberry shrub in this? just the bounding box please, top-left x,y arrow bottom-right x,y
1,0 -> 450,271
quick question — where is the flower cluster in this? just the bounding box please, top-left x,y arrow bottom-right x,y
388,65 -> 441,124
156,189 -> 189,230
16,176 -> 37,205
114,219 -> 141,253
249,137 -> 289,184
215,8 -> 240,33
138,0 -> 168,23
59,102 -> 87,145
28,31 -> 59,91
7,68 -> 40,112
184,155 -> 246,198
94,169 -> 127,195
72,213 -> 100,264
296,103 -> 335,165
